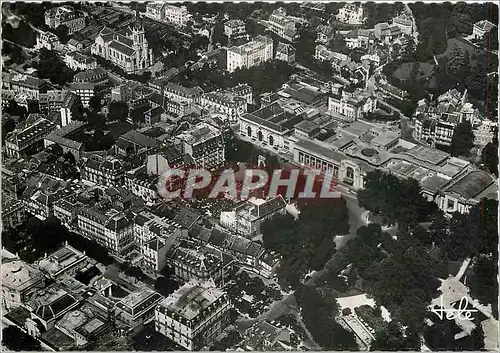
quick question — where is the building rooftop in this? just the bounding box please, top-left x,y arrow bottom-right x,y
404,145 -> 449,165
37,244 -> 93,278
242,102 -> 304,133
158,280 -> 226,321
117,289 -> 161,310
176,122 -> 222,147
1,258 -> 44,292
444,170 -> 495,200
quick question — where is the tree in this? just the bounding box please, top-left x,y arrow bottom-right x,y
2,326 -> 41,351
54,24 -> 70,44
451,121 -> 475,157
154,275 -> 180,296
295,285 -> 358,350
481,132 -> 498,176
108,101 -> 129,122
89,95 -> 103,112
371,321 -> 421,351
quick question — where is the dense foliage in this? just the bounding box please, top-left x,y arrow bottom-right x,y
357,170 -> 439,227
262,197 -> 349,288
450,121 -> 475,157
2,326 -> 41,351
36,48 -> 76,86
295,285 -> 358,350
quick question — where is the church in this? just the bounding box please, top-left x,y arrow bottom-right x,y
91,11 -> 153,74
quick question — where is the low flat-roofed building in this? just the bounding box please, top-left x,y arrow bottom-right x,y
115,289 -> 163,332
437,169 -> 497,214
155,279 -> 232,350
239,101 -> 305,153
37,243 -> 95,279
2,258 -> 45,310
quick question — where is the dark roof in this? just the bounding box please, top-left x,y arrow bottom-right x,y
445,170 -> 494,200
173,208 -> 201,229
109,40 -> 135,57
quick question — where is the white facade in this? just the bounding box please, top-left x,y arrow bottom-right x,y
336,4 -> 365,24
226,36 -> 273,73
155,280 -> 232,350
64,52 -> 97,71
164,5 -> 191,26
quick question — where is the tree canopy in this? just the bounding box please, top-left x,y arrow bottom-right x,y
357,170 -> 437,227
108,101 -> 130,122
262,197 -> 349,288
2,326 -> 41,351
36,48 -> 75,86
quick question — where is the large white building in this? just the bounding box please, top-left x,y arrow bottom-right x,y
226,36 -> 273,73
145,2 -> 191,26
155,280 -> 232,350
268,8 -> 298,41
2,257 -> 45,310
175,123 -> 225,169
91,13 -> 153,74
44,5 -> 85,34
336,4 -> 365,24
200,84 -> 252,123
77,204 -> 134,256
220,196 -> 287,236
64,52 -> 97,71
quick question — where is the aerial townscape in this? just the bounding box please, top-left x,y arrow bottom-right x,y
1,1 -> 499,352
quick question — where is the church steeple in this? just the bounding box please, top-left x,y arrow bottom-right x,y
132,3 -> 144,32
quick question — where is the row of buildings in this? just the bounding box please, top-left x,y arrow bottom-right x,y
144,2 -> 191,26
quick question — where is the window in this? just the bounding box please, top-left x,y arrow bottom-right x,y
346,166 -> 354,179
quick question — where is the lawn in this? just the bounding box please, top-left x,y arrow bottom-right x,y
437,37 -> 480,65
393,62 -> 435,81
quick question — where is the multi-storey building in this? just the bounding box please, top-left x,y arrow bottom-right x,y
91,14 -> 153,74
174,123 -> 225,169
37,244 -> 95,279
392,14 -> 413,35
44,5 -> 85,34
115,290 -> 163,332
44,121 -> 86,162
1,195 -> 26,231
163,5 -> 191,26
328,92 -> 377,122
68,82 -> 97,108
336,3 -> 365,24
268,8 -> 297,41
163,82 -> 203,104
124,166 -> 158,204
1,257 -> 45,310
314,45 -> 349,62
165,241 -> 234,286
220,196 -> 287,236
474,119 -> 497,147
155,280 -> 232,350
316,25 -> 335,44
275,42 -> 296,64
80,155 -> 125,186
36,31 -> 61,50
10,74 -> 49,100
5,117 -> 57,158
145,2 -> 165,21
77,203 -> 134,255
39,89 -> 66,115
226,36 -> 273,73
224,19 -> 246,39
74,67 -> 108,84
60,91 -> 83,126
64,52 -> 98,71
200,87 -> 249,123
473,20 -> 494,39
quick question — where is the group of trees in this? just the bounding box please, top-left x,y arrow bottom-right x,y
2,21 -> 36,48
481,128 -> 499,176
295,285 -> 358,350
2,326 -> 41,351
357,170 -> 440,228
107,101 -> 130,123
2,216 -> 114,265
262,197 -> 350,288
154,266 -> 180,297
36,48 -> 76,86
450,121 -> 475,157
